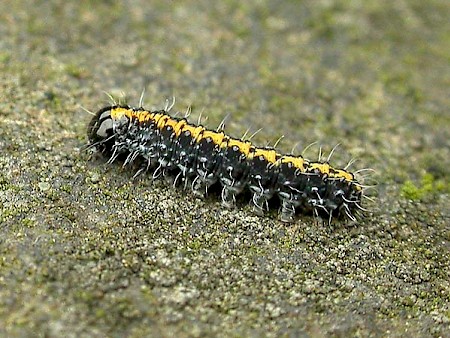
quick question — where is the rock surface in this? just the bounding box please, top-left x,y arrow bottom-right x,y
0,1 -> 449,336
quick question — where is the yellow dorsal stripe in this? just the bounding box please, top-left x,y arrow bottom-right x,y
151,112 -> 165,124
173,120 -> 187,136
330,169 -> 355,182
199,130 -> 225,145
137,111 -> 154,122
161,118 -> 187,137
156,115 -> 171,129
278,155 -> 306,171
225,139 -> 252,156
110,107 -> 130,120
181,124 -> 205,140
109,107 -> 358,185
252,148 -> 278,163
308,162 -> 330,174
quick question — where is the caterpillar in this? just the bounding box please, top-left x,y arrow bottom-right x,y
86,102 -> 365,224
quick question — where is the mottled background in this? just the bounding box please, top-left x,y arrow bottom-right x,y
0,0 -> 449,337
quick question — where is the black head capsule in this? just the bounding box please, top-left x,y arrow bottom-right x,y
87,106 -> 118,153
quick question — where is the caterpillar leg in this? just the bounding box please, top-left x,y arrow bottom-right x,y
191,176 -> 207,198
279,199 -> 296,223
251,193 -> 268,216
221,186 -> 236,208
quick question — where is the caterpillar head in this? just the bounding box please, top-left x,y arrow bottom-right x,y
87,106 -> 121,153
88,106 -> 129,153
